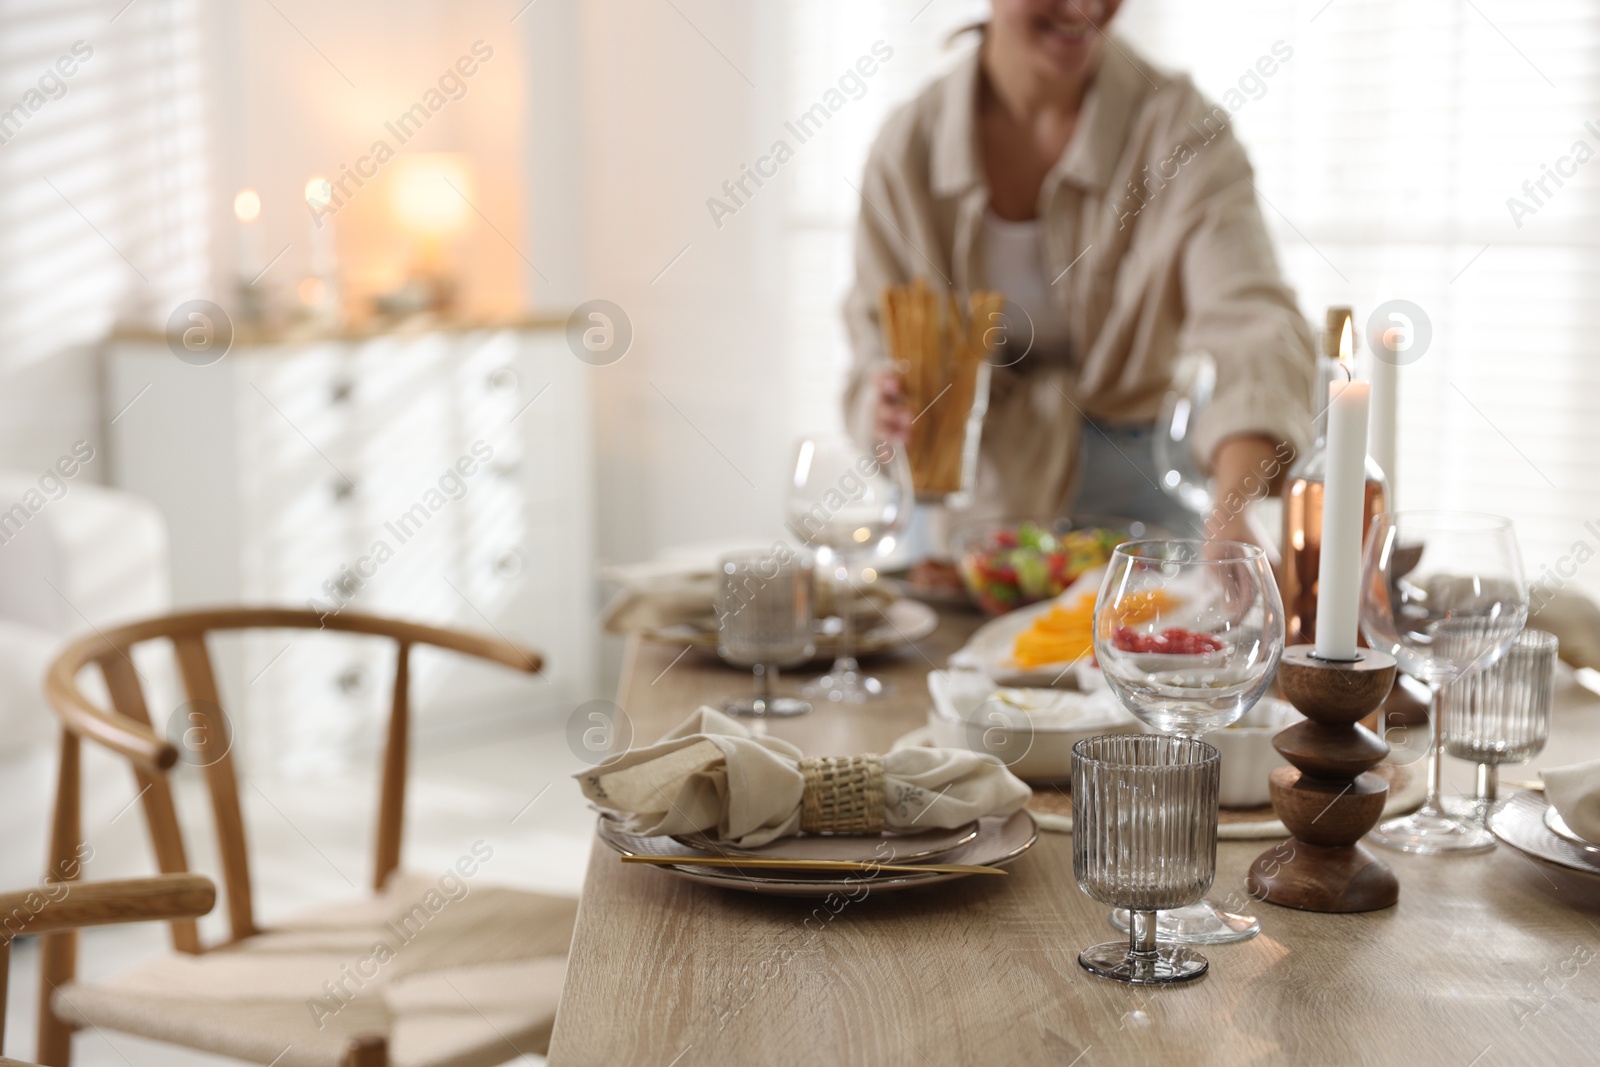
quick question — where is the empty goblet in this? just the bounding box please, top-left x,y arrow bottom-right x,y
1073,734 -> 1220,985
1360,511 -> 1528,853
1440,627 -> 1556,826
716,551 -> 815,716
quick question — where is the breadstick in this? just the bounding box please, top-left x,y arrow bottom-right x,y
876,279 -> 1003,496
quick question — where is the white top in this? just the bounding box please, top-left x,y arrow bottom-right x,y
980,209 -> 1073,366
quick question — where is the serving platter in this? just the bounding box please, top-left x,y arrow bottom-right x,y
946,597 -> 1094,687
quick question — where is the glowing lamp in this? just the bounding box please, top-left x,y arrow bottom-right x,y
389,154 -> 473,240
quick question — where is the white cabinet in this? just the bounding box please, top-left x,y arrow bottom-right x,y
106,324 -> 595,773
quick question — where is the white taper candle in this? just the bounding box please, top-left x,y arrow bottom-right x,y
1314,352 -> 1370,661
1368,352 -> 1397,506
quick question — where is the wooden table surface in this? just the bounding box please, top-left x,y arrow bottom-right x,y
548,607 -> 1600,1067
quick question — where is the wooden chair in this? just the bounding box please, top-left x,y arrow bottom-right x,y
0,874 -> 215,1066
37,608 -> 579,1067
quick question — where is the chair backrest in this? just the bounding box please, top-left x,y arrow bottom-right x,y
41,606 -> 543,951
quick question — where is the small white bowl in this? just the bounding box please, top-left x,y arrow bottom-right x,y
926,670 -> 1140,784
1210,698 -> 1303,808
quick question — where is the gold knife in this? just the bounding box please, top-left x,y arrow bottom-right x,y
620,855 -> 1008,876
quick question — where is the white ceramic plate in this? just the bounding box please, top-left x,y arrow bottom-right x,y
1490,790 -> 1600,876
947,597 -> 1094,687
641,598 -> 939,657
1117,649 -> 1232,675
1543,804 -> 1600,855
672,821 -> 979,863
950,567 -> 1225,686
597,810 -> 1038,897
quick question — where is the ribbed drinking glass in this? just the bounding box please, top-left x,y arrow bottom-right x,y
1440,627 -> 1556,827
1072,734 -> 1219,986
716,551 -> 814,717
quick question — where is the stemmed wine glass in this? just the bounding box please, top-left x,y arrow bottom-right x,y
784,433 -> 913,703
1094,539 -> 1284,944
1153,351 -> 1216,519
1360,511 -> 1528,853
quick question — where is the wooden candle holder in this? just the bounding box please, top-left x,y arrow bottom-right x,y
1246,645 -> 1399,913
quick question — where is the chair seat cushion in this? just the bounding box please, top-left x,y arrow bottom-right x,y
51,874 -> 579,1067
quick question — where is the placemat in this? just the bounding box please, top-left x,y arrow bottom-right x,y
1026,761 -> 1422,839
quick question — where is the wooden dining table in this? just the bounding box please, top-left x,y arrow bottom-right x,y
547,606 -> 1600,1066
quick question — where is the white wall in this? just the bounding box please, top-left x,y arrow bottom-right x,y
544,1 -> 859,570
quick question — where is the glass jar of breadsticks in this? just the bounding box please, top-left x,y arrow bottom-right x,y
880,278 -> 1004,503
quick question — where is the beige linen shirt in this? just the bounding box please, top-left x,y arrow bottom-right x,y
843,39 -> 1315,519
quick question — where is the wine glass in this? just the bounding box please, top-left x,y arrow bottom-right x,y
784,433 -> 913,703
715,551 -> 815,717
1093,539 -> 1284,944
1153,351 -> 1216,519
1360,512 -> 1528,853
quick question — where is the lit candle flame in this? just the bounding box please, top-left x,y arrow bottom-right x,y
304,177 -> 333,209
233,188 -> 261,223
1338,315 -> 1353,365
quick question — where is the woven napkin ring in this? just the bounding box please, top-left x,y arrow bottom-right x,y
799,754 -> 886,834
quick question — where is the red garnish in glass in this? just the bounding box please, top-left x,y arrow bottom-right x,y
1112,626 -> 1224,654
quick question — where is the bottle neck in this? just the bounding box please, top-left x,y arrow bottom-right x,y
1287,437 -> 1390,490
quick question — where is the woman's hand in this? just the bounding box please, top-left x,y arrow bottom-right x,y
1208,507 -> 1278,560
871,366 -> 912,444
1206,434 -> 1285,566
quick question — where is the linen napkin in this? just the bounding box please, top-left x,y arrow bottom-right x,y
576,707 -> 1032,847
1531,588 -> 1600,672
599,558 -> 894,635
1541,759 -> 1600,845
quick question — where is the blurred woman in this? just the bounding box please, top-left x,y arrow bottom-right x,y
843,0 -> 1313,550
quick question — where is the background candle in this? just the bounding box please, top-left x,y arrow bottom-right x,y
233,187 -> 261,281
1367,345 -> 1398,506
1314,324 -> 1370,661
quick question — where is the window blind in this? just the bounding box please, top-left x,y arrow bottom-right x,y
1120,0 -> 1600,601
780,0 -> 1600,599
0,0 -> 208,373
779,1 -> 983,436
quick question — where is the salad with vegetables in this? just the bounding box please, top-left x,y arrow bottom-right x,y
958,522 -> 1130,615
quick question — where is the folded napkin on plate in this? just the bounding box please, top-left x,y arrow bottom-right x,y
1542,759 -> 1600,844
599,559 -> 894,635
1531,588 -> 1600,671
576,707 -> 1031,847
